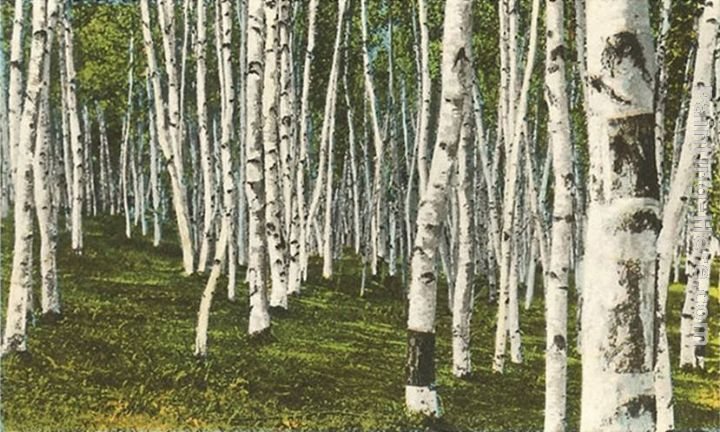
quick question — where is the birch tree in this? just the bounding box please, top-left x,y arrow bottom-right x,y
405,0 -> 472,415
581,0 -> 659,430
62,0 -> 84,253
246,0 -> 271,335
196,0 -> 216,273
653,3 -> 719,429
2,0 -> 52,354
140,0 -> 195,274
543,0 -> 574,427
35,0 -> 61,318
451,97 -> 475,378
263,0 -> 289,310
195,0 -> 237,356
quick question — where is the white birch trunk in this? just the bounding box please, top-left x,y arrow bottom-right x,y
405,0 -> 472,415
140,0 -> 195,274
35,0 -> 60,317
451,97 -> 474,378
653,3 -> 718,429
416,0 -> 431,195
7,0 -> 25,184
581,1 -> 659,430
246,0 -> 271,335
360,0 -> 386,275
2,0 -> 51,354
62,3 -> 84,253
196,0 -> 216,273
543,0 -> 574,427
493,0 -> 540,373
263,0 -> 289,310
296,0 -> 319,282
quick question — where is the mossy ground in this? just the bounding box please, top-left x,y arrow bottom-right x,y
1,216 -> 718,431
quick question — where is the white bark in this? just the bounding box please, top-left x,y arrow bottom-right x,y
196,0 -> 216,273
62,2 -> 84,253
406,0 -> 472,415
246,0 -> 271,335
35,0 -> 61,317
581,1 -> 659,430
263,0 -> 289,310
296,0 -> 319,282
543,0 -> 574,427
140,0 -> 195,274
3,0 -> 51,354
416,0 -> 431,196
195,0 -> 237,355
451,97 -> 474,378
7,0 -> 25,183
654,3 -> 718,429
360,0 -> 386,275
319,0 -> 348,279
494,0 -> 540,373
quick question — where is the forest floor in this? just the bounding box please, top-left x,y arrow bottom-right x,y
1,216 -> 718,431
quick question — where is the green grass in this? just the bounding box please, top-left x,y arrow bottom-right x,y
1,216 -> 718,431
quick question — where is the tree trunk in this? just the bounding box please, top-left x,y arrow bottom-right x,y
581,1 -> 659,430
3,0 -> 52,355
35,0 -> 61,318
405,0 -> 472,415
196,0 -> 216,273
451,96 -> 475,378
263,0 -> 289,310
543,0 -> 574,427
246,0 -> 271,335
140,0 -> 195,274
62,1 -> 84,253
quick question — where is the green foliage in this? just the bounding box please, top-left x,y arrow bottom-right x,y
1,217 -> 718,431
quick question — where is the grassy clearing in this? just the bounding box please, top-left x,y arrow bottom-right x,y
1,216 -> 718,431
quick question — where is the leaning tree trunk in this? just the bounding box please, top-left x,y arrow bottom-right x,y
245,0 -> 271,335
580,0 -> 659,430
2,0 -> 51,355
140,0 -> 195,274
360,0 -> 386,276
194,0 -> 237,356
543,0 -> 574,428
405,0 -> 472,415
653,2 -> 719,429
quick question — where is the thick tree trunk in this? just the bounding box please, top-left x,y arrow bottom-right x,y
405,0 -> 472,415
3,0 -> 51,355
581,1 -> 659,430
246,0 -> 271,335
